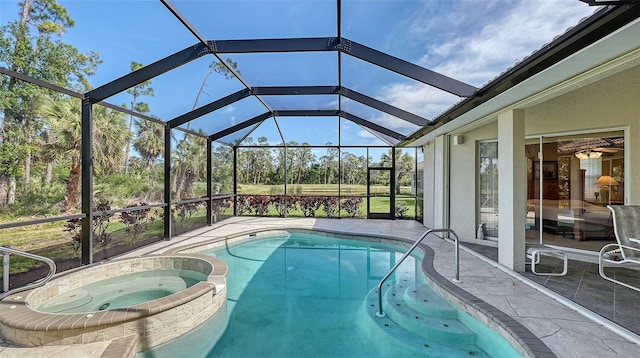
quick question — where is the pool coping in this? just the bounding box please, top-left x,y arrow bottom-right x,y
166,226 -> 552,358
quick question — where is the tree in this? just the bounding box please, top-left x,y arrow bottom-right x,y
319,143 -> 339,185
132,117 -> 164,172
212,143 -> 233,194
341,152 -> 367,185
39,97 -> 128,212
380,149 -> 414,194
173,133 -> 206,200
237,136 -> 274,185
192,58 -> 238,110
123,61 -> 154,174
171,58 -> 239,199
0,0 -> 100,207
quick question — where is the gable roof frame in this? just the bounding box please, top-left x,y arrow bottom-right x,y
87,0 -> 480,146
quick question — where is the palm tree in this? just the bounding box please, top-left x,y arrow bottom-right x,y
132,118 -> 164,171
39,97 -> 129,212
124,62 -> 154,174
92,104 -> 129,175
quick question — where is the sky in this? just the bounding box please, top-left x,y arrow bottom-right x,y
0,0 -> 599,148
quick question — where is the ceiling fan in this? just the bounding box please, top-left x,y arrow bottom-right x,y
574,147 -> 620,160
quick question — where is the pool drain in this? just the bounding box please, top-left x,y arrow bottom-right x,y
98,303 -> 111,310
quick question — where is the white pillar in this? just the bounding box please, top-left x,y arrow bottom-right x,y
423,143 -> 435,229
433,135 -> 449,229
498,109 -> 526,271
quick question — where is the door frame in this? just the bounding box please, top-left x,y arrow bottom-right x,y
367,167 -> 395,219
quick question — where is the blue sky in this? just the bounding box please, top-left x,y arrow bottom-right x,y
1,0 -> 598,147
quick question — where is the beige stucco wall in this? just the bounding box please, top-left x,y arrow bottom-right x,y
439,63 -> 639,240
448,123 -> 497,239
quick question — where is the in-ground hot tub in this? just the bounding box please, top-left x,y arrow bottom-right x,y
0,255 -> 227,352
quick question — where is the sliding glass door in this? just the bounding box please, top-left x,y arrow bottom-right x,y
525,131 -> 624,251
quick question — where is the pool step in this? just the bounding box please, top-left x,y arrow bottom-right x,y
361,283 -> 487,357
393,282 -> 459,319
383,283 -> 475,344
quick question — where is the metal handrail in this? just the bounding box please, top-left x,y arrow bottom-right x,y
1,246 -> 57,300
376,228 -> 461,317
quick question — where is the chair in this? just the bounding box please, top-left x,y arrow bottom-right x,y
598,205 -> 640,292
526,244 -> 568,276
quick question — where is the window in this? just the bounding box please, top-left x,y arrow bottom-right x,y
478,142 -> 498,238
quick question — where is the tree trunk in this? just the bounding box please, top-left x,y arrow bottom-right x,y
65,159 -> 81,213
20,0 -> 32,25
45,129 -> 54,183
174,167 -> 184,201
0,175 -> 8,207
45,161 -> 53,183
183,170 -> 195,199
25,136 -> 32,186
8,177 -> 16,205
123,115 -> 134,174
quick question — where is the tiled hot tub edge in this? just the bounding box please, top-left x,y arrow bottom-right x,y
0,255 -> 227,351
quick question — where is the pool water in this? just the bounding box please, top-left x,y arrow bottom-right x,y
139,232 -> 520,357
37,269 -> 205,313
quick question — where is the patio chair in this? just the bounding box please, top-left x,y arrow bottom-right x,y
598,205 -> 640,292
526,243 -> 568,276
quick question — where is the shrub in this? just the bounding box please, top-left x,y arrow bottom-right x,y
296,196 -> 322,217
120,203 -> 157,245
236,195 -> 252,215
321,196 -> 340,218
212,197 -> 232,217
172,201 -> 203,230
395,201 -> 409,219
270,195 -> 294,217
64,202 -> 113,256
342,197 -> 363,217
249,195 -> 271,216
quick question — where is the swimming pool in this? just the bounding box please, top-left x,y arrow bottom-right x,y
139,231 -> 520,357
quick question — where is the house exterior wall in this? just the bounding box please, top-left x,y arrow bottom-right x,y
425,63 -> 640,255
448,123 -> 497,239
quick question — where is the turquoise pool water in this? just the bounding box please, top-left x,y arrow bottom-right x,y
139,232 -> 520,357
38,269 -> 205,313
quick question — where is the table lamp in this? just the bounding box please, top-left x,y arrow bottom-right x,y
594,175 -> 619,202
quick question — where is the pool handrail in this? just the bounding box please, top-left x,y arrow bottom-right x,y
1,246 -> 57,300
376,228 -> 461,317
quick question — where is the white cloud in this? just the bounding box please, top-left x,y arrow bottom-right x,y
377,82 -> 461,120
366,0 -> 597,129
418,1 -> 597,86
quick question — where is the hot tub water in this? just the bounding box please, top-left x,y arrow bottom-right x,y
37,269 -> 206,314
